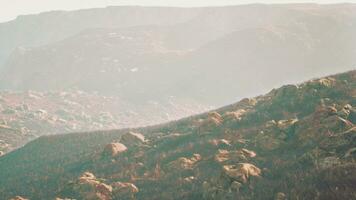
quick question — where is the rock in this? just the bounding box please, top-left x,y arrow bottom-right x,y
241,148 -> 257,158
223,109 -> 246,122
215,150 -> 236,163
275,192 -> 286,200
120,132 -> 145,147
308,77 -> 336,88
237,98 -> 257,108
168,154 -> 201,170
208,139 -> 231,148
76,172 -> 113,200
103,143 -> 127,157
215,149 -> 255,163
198,112 -> 223,134
230,181 -> 242,191
112,182 -> 138,199
265,120 -> 277,128
277,118 -> 298,131
222,163 -> 261,183
337,104 -> 352,118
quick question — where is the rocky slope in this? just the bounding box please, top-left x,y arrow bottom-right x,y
0,70 -> 355,199
1,4 -> 355,105
0,90 -> 209,154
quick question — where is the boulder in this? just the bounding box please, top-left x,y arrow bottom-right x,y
112,182 -> 138,199
223,109 -> 246,122
275,192 -> 287,200
277,118 -> 298,131
168,154 -> 201,170
222,163 -> 261,183
120,132 -> 145,147
198,112 -> 223,134
75,172 -> 113,200
214,149 -> 255,163
103,143 -> 127,157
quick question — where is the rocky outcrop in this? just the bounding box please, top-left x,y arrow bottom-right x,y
74,172 -> 113,200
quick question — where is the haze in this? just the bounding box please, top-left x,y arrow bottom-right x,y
1,0 -> 355,22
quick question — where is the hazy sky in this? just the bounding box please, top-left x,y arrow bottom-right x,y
1,0 -> 355,23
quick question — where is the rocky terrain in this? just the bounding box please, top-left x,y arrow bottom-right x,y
0,90 -> 209,154
0,70 -> 354,199
0,3 -> 355,156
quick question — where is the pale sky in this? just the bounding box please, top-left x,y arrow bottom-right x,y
1,0 -> 355,23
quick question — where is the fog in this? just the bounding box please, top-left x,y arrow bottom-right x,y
1,0 -> 355,22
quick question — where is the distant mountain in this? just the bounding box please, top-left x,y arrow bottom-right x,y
0,4 -> 355,105
0,70 -> 354,199
0,6 -> 201,66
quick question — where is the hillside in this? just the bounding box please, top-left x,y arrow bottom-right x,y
0,70 -> 355,199
1,4 -> 355,105
0,90 -> 209,154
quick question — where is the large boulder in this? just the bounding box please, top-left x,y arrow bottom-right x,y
103,143 -> 127,157
120,132 -> 145,147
